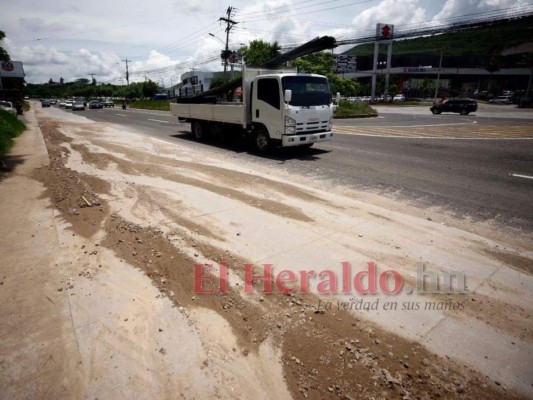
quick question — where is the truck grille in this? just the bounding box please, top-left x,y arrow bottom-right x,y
296,121 -> 329,134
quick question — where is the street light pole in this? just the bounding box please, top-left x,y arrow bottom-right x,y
209,33 -> 225,45
433,50 -> 444,103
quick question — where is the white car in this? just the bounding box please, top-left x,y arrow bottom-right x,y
393,94 -> 405,101
65,100 -> 73,109
0,100 -> 16,115
489,96 -> 512,104
72,101 -> 85,111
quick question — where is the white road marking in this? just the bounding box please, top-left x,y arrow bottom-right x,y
337,122 -> 475,128
332,132 -> 533,140
148,119 -> 170,123
152,138 -> 172,144
115,113 -> 127,117
510,173 -> 533,180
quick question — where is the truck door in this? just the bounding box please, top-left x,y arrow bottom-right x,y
252,77 -> 283,139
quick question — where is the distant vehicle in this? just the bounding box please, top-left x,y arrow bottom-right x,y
0,100 -> 16,115
489,96 -> 512,104
89,100 -> 103,109
49,99 -> 57,105
393,94 -> 405,102
65,100 -> 73,109
41,100 -> 51,108
103,100 -> 114,107
59,100 -> 66,107
72,101 -> 85,111
430,99 -> 477,115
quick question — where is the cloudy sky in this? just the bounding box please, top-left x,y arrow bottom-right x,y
1,0 -> 531,85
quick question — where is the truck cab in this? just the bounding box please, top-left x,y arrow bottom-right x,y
244,68 -> 333,151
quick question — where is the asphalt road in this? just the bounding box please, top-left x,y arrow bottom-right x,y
57,103 -> 533,230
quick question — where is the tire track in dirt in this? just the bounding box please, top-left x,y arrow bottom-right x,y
71,141 -> 314,223
31,119 -> 526,400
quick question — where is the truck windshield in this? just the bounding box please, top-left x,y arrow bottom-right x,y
282,76 -> 331,107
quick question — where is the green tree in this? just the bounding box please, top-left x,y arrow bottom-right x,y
291,52 -> 333,75
292,52 -> 361,96
209,75 -> 226,89
0,31 -> 10,61
141,80 -> 158,98
239,40 -> 281,66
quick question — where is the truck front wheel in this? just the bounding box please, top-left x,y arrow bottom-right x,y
192,121 -> 206,141
254,130 -> 271,153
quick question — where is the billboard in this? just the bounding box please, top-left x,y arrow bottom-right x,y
0,61 -> 25,78
334,55 -> 357,73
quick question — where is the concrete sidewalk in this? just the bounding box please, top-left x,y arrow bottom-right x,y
0,108 -> 83,398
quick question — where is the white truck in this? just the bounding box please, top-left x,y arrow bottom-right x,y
170,67 -> 336,153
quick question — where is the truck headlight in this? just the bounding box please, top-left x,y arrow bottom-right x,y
285,116 -> 296,134
285,116 -> 296,127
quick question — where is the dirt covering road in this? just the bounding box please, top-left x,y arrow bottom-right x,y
1,105 -> 532,399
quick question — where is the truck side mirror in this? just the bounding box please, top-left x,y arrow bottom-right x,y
336,92 -> 341,103
284,89 -> 292,103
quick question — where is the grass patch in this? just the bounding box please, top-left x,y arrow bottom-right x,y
334,99 -> 377,118
0,110 -> 26,158
128,100 -> 171,111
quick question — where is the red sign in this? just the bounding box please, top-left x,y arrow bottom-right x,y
376,23 -> 394,40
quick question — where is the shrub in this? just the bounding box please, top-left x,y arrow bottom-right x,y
0,110 -> 26,157
335,99 -> 377,117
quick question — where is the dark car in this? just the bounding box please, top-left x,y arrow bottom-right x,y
89,100 -> 103,109
41,100 -> 51,108
103,100 -> 114,108
430,99 -> 477,115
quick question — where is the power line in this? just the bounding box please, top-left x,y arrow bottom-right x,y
125,5 -> 533,82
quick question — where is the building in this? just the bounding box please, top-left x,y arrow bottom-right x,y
341,16 -> 533,99
177,71 -> 214,97
342,52 -> 531,99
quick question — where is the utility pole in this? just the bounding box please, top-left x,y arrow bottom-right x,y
121,59 -> 132,85
87,73 -> 96,85
219,6 -> 238,82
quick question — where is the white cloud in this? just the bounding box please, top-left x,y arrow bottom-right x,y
1,0 -> 530,84
433,0 -> 532,21
351,0 -> 427,31
18,17 -> 69,34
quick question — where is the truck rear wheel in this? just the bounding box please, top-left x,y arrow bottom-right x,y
254,130 -> 271,154
192,121 -> 206,141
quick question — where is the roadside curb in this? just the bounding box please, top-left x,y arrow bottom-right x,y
0,105 -> 82,398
